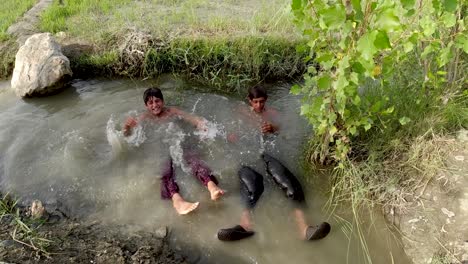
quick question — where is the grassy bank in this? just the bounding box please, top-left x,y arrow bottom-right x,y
0,0 -> 36,41
0,0 -> 306,92
313,53 -> 468,219
70,35 -> 307,93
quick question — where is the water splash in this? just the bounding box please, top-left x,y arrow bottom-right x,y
121,111 -> 147,147
163,122 -> 190,173
194,119 -> 226,142
106,116 -> 124,157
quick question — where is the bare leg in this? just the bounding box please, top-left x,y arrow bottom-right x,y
240,209 -> 253,231
207,180 -> 225,200
171,193 -> 199,215
294,208 -> 309,239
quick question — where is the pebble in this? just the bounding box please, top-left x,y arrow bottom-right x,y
455,156 -> 465,161
441,207 -> 455,218
155,226 -> 167,239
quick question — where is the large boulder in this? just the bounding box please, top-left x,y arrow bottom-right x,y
11,33 -> 72,97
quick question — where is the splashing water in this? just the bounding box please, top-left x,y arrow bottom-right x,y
106,116 -> 124,157
194,119 -> 226,142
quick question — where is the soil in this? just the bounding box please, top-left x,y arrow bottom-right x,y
391,129 -> 468,264
0,203 -> 188,264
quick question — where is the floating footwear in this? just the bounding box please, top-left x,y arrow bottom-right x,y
306,222 -> 331,241
262,153 -> 305,202
217,225 -> 254,241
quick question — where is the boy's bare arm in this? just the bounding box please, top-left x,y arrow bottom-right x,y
170,107 -> 206,130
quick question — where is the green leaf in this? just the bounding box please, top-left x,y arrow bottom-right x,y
375,8 -> 401,32
382,106 -> 394,114
404,42 -> 414,53
421,44 -> 434,58
317,75 -> 332,90
371,101 -> 382,112
351,0 -> 363,21
292,0 -> 302,11
321,5 -> 346,29
357,31 -> 378,61
437,45 -> 453,67
399,116 -> 411,125
454,34 -> 468,53
349,126 -> 357,135
432,0 -> 441,12
316,53 -> 334,62
441,13 -> 456,27
311,97 -> 324,114
443,0 -> 457,13
401,0 -> 415,9
405,9 -> 415,17
290,84 -> 302,95
420,16 -> 436,36
300,104 -> 311,116
364,123 -> 372,131
374,31 -> 391,49
353,95 -> 361,105
351,62 -> 366,74
329,125 -> 338,136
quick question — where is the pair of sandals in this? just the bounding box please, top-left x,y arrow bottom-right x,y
217,222 -> 331,241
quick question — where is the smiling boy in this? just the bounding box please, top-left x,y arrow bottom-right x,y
124,87 -> 224,215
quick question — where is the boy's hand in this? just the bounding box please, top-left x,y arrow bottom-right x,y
123,117 -> 137,136
227,133 -> 238,143
196,120 -> 208,132
261,122 -> 276,134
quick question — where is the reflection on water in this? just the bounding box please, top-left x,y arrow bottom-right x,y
0,77 -> 409,264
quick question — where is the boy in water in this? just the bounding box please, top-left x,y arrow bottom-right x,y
218,86 -> 330,241
123,87 -> 224,215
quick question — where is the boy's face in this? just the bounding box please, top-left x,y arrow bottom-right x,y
145,96 -> 165,116
249,97 -> 266,113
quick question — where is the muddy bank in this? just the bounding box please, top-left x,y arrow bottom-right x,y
387,130 -> 468,264
0,198 -> 189,264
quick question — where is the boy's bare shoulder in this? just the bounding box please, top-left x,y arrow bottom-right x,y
166,106 -> 183,116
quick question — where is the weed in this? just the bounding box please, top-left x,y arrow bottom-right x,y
0,193 -> 53,256
0,0 -> 36,41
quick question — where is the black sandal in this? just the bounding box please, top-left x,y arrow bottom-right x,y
305,222 -> 331,241
217,225 -> 254,241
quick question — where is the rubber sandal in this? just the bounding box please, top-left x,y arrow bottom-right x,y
306,222 -> 331,241
217,225 -> 254,241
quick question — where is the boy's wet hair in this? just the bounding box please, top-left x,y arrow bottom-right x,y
143,87 -> 164,104
248,86 -> 268,100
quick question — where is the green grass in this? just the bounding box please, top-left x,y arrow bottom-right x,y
40,0 -> 131,35
307,53 -> 467,263
34,0 -> 306,88
0,0 -> 36,41
40,0 -> 298,43
0,193 -> 53,256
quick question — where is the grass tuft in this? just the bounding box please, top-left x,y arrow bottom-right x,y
0,0 -> 36,41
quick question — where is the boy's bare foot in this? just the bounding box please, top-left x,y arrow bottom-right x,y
173,200 -> 199,215
207,181 -> 225,200
172,193 -> 199,215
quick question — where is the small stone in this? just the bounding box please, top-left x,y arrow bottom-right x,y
30,200 -> 47,219
155,226 -> 167,239
441,207 -> 455,218
454,156 -> 465,161
0,240 -> 18,248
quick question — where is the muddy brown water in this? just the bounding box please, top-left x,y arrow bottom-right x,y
0,76 -> 411,264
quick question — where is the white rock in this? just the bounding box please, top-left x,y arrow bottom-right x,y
11,33 -> 72,97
